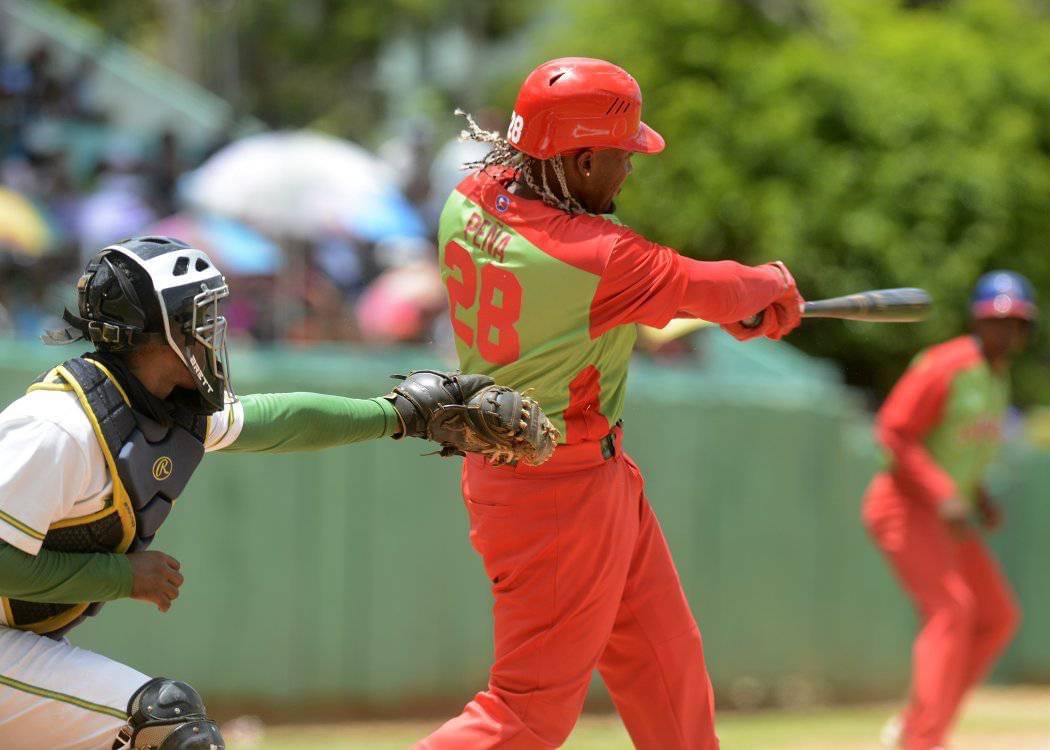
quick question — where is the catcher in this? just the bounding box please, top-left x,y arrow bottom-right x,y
0,236 -> 555,750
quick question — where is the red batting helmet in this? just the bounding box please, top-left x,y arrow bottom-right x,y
507,57 -> 665,160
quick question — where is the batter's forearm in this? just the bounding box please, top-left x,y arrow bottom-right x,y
676,259 -> 788,323
0,541 -> 133,604
227,392 -> 401,453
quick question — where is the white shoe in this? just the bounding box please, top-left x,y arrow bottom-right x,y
880,714 -> 903,748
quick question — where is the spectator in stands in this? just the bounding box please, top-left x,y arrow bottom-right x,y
0,27 -> 447,350
76,137 -> 156,260
148,129 -> 184,216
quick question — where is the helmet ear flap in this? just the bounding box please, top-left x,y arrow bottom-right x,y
75,254 -> 102,319
103,256 -> 147,330
66,253 -> 154,352
88,256 -> 148,332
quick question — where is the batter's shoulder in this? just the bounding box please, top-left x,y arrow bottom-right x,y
526,212 -> 642,277
455,169 -> 645,276
546,210 -> 639,246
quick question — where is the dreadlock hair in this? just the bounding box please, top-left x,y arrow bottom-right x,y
455,109 -> 586,215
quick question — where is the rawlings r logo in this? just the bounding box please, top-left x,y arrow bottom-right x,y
152,456 -> 173,481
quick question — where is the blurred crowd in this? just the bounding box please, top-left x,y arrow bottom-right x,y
0,32 -> 500,351
0,37 -> 215,330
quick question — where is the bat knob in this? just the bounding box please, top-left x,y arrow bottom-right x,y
740,311 -> 764,329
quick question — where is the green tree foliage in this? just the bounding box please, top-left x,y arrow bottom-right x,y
541,0 -> 1050,401
51,0 -> 532,137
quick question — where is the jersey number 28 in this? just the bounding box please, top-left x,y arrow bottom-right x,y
444,240 -> 522,365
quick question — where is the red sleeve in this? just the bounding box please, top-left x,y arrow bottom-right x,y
876,355 -> 957,506
589,230 -> 788,338
674,257 -> 788,322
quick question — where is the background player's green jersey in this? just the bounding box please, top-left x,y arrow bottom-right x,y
922,339 -> 1009,505
877,335 -> 1009,507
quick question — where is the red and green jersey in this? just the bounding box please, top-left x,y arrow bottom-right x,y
876,335 -> 1010,507
438,169 -> 790,444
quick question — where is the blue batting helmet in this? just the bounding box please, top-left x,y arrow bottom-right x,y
970,270 -> 1037,321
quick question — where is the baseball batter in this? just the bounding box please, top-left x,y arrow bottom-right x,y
419,58 -> 804,749
0,236 -> 553,750
864,271 -> 1033,750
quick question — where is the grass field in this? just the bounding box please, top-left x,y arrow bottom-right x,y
228,686 -> 1050,749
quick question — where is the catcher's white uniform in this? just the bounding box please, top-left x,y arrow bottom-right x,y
0,389 -> 242,750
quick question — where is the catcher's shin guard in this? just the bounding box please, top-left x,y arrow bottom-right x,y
114,678 -> 225,749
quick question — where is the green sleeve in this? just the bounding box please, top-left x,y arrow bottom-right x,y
225,392 -> 401,453
0,541 -> 133,604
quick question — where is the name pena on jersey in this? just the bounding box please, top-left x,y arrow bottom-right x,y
465,212 -> 511,262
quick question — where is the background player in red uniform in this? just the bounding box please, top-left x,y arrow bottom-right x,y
864,271 -> 1035,750
418,58 -> 804,750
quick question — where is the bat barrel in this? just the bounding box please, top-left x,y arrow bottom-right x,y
802,288 -> 931,322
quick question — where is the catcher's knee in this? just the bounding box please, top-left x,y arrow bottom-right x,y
116,677 -> 225,749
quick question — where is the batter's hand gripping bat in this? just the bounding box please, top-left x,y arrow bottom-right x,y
638,287 -> 932,348
744,287 -> 932,327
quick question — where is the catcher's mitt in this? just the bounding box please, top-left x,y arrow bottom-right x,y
383,370 -> 558,466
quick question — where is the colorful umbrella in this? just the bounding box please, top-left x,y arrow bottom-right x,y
0,188 -> 54,258
146,213 -> 282,276
182,130 -> 426,242
342,189 -> 425,242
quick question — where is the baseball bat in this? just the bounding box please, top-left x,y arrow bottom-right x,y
743,287 -> 932,327
799,287 -> 932,322
640,287 -> 932,347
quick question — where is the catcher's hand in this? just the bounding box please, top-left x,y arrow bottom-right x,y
383,370 -> 559,466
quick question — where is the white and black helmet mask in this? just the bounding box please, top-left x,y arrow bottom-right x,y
138,245 -> 232,412
43,237 -> 234,413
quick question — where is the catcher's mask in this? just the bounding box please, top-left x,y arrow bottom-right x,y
43,236 -> 233,412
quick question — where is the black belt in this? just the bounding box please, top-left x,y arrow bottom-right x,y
501,420 -> 621,467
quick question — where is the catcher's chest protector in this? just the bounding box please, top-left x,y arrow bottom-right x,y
1,357 -> 206,637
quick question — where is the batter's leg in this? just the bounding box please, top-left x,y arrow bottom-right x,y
865,496 -> 975,750
596,463 -> 718,750
942,536 -> 1020,726
416,457 -> 640,749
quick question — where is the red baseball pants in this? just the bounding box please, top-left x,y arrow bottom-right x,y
416,430 -> 718,749
863,474 -> 1020,750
